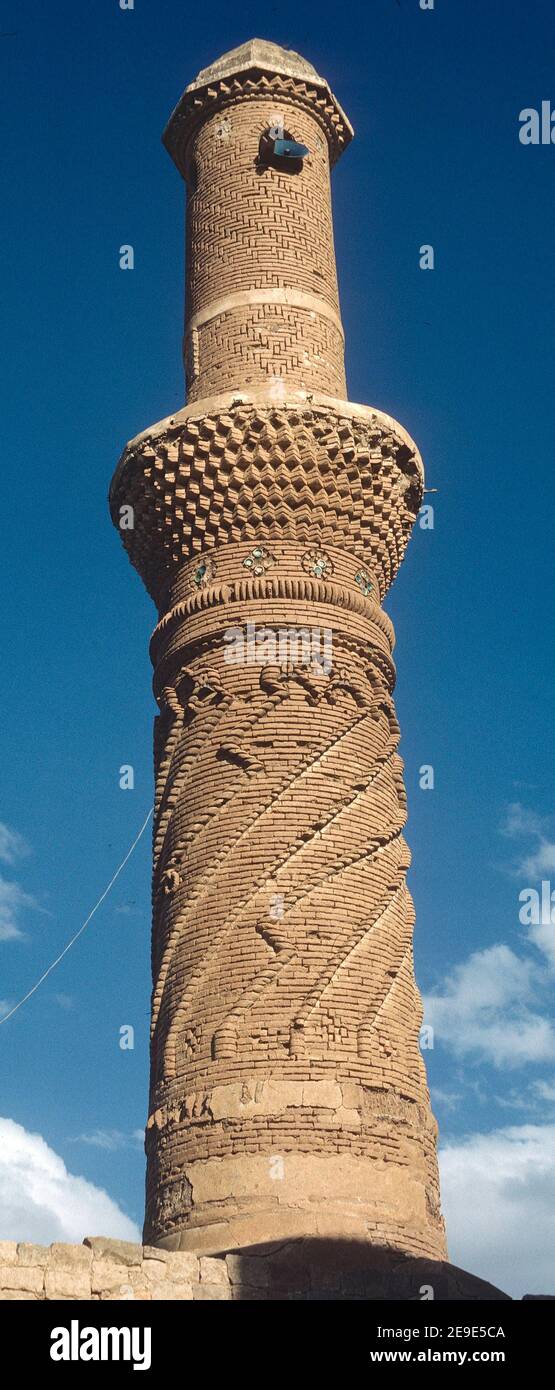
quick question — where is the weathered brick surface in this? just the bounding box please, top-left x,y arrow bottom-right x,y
108,40 -> 447,1273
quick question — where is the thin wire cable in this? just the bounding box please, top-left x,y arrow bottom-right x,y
0,807 -> 153,1027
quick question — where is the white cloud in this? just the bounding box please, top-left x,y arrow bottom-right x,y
533,1078 -> 555,1103
0,1118 -> 140,1244
431,1087 -> 463,1112
71,1129 -> 142,1152
440,1124 -> 555,1297
424,943 -> 555,1067
502,802 -> 555,878
528,916 -> 555,973
521,843 -> 555,878
71,1130 -> 128,1152
0,824 -> 44,941
0,876 -> 38,942
501,804 -> 544,840
54,993 -> 74,1011
0,823 -> 30,865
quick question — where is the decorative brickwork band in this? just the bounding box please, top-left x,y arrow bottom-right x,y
110,401 -> 424,607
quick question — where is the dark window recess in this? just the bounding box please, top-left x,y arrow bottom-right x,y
187,157 -> 199,194
257,128 -> 309,173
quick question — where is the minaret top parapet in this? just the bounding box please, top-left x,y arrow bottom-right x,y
189,39 -> 324,89
163,37 -> 353,173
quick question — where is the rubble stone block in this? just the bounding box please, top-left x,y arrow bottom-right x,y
142,1258 -> 169,1281
199,1256 -> 229,1285
193,1283 -> 232,1300
0,1265 -> 44,1294
91,1260 -> 137,1294
50,1242 -> 92,1268
0,1290 -> 38,1300
45,1269 -> 92,1300
17,1244 -> 49,1267
84,1237 -> 142,1266
149,1283 -> 194,1301
225,1254 -> 271,1288
164,1252 -> 200,1283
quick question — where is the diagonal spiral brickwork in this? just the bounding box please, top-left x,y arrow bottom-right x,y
110,40 -> 447,1267
140,633 -> 443,1256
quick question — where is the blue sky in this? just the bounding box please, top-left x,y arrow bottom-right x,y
1,0 -> 554,1296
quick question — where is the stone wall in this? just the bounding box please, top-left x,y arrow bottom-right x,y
0,1238 -> 230,1301
0,1237 -> 514,1301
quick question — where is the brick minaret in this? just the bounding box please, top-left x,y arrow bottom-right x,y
110,40 -> 447,1265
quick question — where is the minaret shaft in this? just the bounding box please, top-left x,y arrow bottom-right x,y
110,40 -> 447,1264
183,100 -> 346,402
